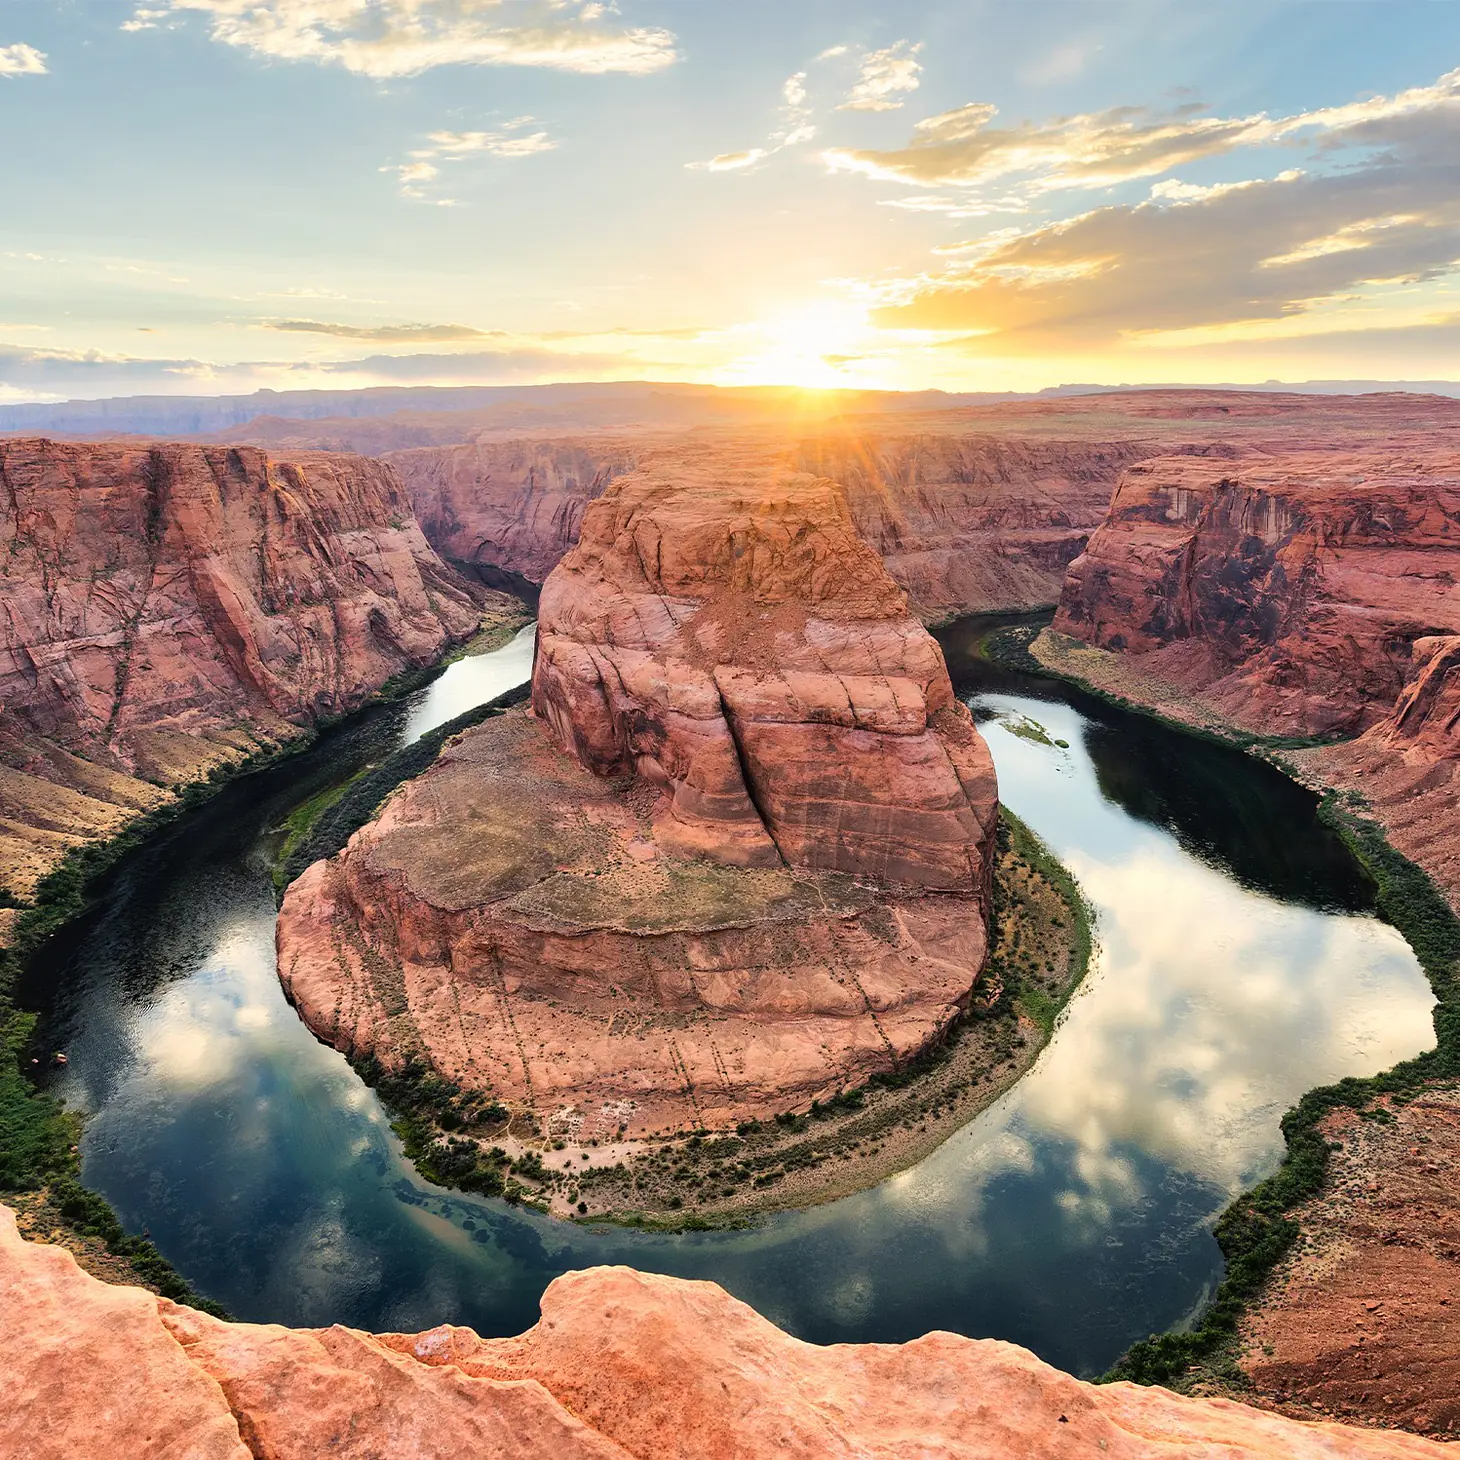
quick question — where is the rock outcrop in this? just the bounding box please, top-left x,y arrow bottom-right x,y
0,439 -> 485,899
2,1205 -> 1446,1460
1055,451 -> 1460,738
388,438 -> 641,587
277,449 -> 998,1137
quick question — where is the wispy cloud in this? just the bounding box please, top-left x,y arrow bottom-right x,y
265,320 -> 503,343
384,120 -> 557,201
687,58 -> 820,172
0,43 -> 47,76
825,65 -> 1460,198
837,40 -> 922,112
125,1 -> 677,78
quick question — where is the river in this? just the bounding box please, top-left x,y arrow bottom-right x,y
25,615 -> 1435,1378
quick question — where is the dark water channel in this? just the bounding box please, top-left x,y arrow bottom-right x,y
25,616 -> 1435,1378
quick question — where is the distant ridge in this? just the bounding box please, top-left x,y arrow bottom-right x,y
4,377 -> 1459,441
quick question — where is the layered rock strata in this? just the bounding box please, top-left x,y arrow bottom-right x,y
388,438 -> 641,586
1055,451 -> 1460,738
278,453 -> 997,1136
795,431 -> 1152,618
2,1206 -> 1445,1460
0,439 -> 485,899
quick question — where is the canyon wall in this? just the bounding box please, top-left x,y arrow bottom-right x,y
2,1206 -> 1445,1460
390,429 -> 1151,620
277,447 -> 999,1136
0,439 -> 485,899
1054,451 -> 1460,738
795,432 -> 1153,618
386,438 -> 640,586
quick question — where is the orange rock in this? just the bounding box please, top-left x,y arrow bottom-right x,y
1055,450 -> 1460,738
277,450 -> 997,1134
532,446 -> 998,893
0,438 -> 483,896
1,1204 -> 1445,1459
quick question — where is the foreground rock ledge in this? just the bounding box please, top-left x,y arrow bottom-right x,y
0,1208 -> 1441,1460
278,454 -> 998,1137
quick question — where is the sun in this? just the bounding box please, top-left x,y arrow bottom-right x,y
717,301 -> 879,391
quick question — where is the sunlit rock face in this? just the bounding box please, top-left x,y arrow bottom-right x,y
794,432 -> 1152,619
277,451 -> 998,1136
0,439 -> 481,899
1055,450 -> 1460,738
2,1207 -> 1446,1460
533,445 -> 998,892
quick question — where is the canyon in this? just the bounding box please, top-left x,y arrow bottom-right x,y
7,386 -> 1460,1451
276,445 -> 1001,1146
3,1203 -> 1447,1460
0,439 -> 508,903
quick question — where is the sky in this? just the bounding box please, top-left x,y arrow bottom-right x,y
5,0 -> 1460,401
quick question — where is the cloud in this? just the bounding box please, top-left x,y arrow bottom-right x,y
688,149 -> 768,173
687,60 -> 819,173
385,119 -> 557,200
265,320 -> 502,342
128,1 -> 677,78
825,65 -> 1460,198
837,40 -> 922,112
0,43 -> 47,76
821,63 -> 1460,354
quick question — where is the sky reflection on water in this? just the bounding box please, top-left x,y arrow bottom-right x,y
34,624 -> 1436,1377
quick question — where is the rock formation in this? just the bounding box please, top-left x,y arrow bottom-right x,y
0,439 -> 486,899
277,449 -> 998,1137
2,1206 -> 1445,1460
1055,450 -> 1460,738
387,438 -> 640,586
794,431 -> 1152,618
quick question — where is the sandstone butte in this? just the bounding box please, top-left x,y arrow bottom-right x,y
0,438 -> 491,903
1048,447 -> 1460,909
276,447 -> 999,1138
2,1206 -> 1448,1460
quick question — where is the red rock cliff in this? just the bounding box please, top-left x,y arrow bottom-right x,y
532,444 -> 997,892
0,439 -> 483,897
794,431 -> 1152,618
2,1206 -> 1444,1460
387,438 -> 641,585
1054,450 -> 1460,738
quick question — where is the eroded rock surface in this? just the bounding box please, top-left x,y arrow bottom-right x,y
2,1207 -> 1447,1460
278,451 -> 997,1136
1055,451 -> 1460,738
389,437 -> 641,586
1239,1088 -> 1460,1441
0,439 -> 485,898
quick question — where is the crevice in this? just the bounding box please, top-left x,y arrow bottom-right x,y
714,683 -> 788,867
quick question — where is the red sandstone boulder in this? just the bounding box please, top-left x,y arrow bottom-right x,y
532,447 -> 997,893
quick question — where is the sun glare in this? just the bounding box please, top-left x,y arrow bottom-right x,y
718,301 -> 879,390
